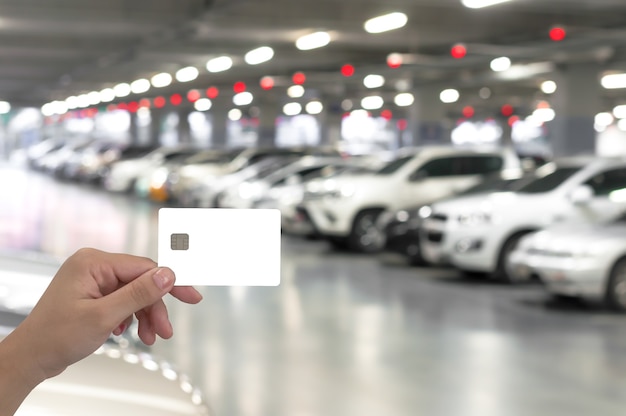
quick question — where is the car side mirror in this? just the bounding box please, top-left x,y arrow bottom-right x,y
570,184 -> 593,205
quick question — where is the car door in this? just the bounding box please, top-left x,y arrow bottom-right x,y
401,155 -> 503,207
570,167 -> 626,223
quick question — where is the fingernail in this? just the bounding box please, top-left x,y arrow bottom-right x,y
118,324 -> 126,334
153,268 -> 174,290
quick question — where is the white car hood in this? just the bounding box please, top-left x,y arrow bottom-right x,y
529,222 -> 626,252
431,191 -> 530,216
320,174 -> 390,195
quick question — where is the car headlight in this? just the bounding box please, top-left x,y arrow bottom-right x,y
457,211 -> 491,226
151,167 -> 169,188
418,205 -> 432,219
238,182 -> 264,200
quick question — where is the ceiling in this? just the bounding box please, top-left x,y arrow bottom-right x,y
2,0 -> 626,117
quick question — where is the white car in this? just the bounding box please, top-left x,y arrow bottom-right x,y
0,251 -> 210,416
507,214 -> 626,310
420,156 -> 626,281
217,156 -> 352,209
302,146 -> 520,252
103,146 -> 198,193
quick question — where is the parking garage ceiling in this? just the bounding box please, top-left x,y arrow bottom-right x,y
2,0 -> 626,115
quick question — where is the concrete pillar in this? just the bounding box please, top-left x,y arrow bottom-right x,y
149,108 -> 164,146
409,85 -> 452,146
257,98 -> 278,148
320,101 -> 343,148
549,63 -> 600,157
210,99 -> 229,149
128,112 -> 139,145
177,108 -> 191,144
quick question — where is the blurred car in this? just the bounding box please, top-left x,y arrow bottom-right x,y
420,156 -> 626,282
217,156 -> 351,209
506,213 -> 626,310
70,142 -> 159,184
26,138 -> 66,169
145,149 -> 237,202
168,146 -> 343,205
177,156 -> 301,207
276,164 -> 381,236
377,171 -> 537,265
38,138 -> 96,177
302,146 -> 520,252
103,146 -> 199,193
0,250 -> 211,416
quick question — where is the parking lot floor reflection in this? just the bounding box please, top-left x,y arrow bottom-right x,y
3,162 -> 626,416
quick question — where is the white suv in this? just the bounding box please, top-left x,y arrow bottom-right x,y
420,156 -> 626,281
302,146 -> 520,252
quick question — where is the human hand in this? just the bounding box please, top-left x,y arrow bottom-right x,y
5,248 -> 202,384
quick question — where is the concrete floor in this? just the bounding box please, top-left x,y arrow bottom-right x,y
3,162 -> 626,416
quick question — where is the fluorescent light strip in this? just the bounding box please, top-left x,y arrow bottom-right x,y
462,0 -> 511,9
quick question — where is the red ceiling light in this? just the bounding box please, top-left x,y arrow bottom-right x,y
549,26 -> 566,42
187,90 -> 201,102
387,53 -> 403,69
260,76 -> 275,90
381,109 -> 393,120
508,115 -> 520,127
170,94 -> 183,106
397,119 -> 408,131
138,98 -> 151,108
117,102 -> 128,111
501,104 -> 514,117
451,43 -> 467,59
341,64 -> 355,77
127,101 -> 139,113
462,106 -> 475,118
233,81 -> 246,93
154,96 -> 166,108
292,72 -> 306,85
206,86 -> 219,99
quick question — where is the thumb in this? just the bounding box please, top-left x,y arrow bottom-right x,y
101,267 -> 175,326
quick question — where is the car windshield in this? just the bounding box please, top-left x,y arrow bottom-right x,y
376,155 -> 414,175
516,166 -> 581,194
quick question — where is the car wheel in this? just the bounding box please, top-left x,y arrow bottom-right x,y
348,209 -> 386,253
494,232 -> 529,283
605,257 -> 626,312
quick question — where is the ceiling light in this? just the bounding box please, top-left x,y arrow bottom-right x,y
0,101 -> 10,114
295,31 -> 330,50
440,89 -> 460,103
461,0 -> 511,9
228,108 -> 242,121
306,101 -> 323,115
533,108 -> 556,122
613,105 -> 626,119
100,88 -> 115,102
194,98 -> 212,112
361,96 -> 384,110
131,78 -> 150,94
206,56 -> 233,73
595,112 -> 614,126
87,91 -> 101,105
65,96 -> 79,109
233,92 -> 253,106
151,73 -> 172,88
364,12 -> 408,34
618,119 -> 626,132
601,73 -> 626,89
363,74 -> 385,89
394,93 -> 414,107
490,56 -> 511,72
479,87 -> 491,99
283,102 -> 302,116
77,94 -> 90,108
541,80 -> 557,94
175,66 -> 199,82
245,46 -> 274,65
287,85 -> 305,98
113,83 -> 131,97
